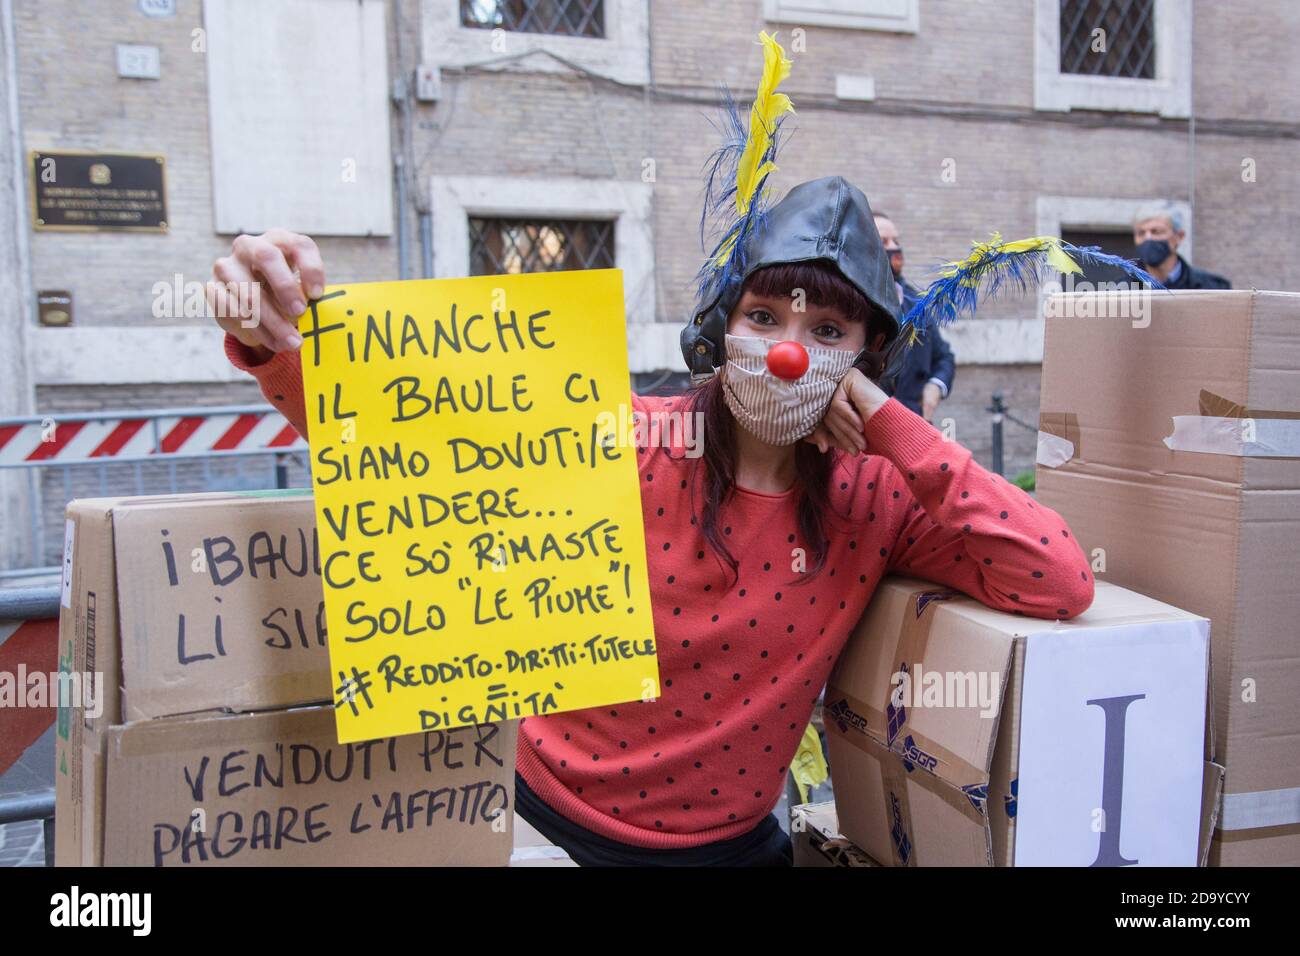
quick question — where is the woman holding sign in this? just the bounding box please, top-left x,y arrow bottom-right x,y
209,33 -> 1129,867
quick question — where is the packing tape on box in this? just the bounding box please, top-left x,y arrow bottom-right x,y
829,685 -> 988,791
1218,785 -> 1300,832
1162,415 -> 1300,458
882,591 -> 991,786
1036,412 -> 1081,469
826,685 -> 987,831
1164,388 -> 1300,459
1036,431 -> 1075,468
869,722 -> 987,865
888,589 -> 943,712
1197,387 -> 1300,422
878,745 -> 916,867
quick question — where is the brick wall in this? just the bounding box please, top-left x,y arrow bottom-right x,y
15,0 -> 1298,361
15,0 -> 401,336
9,0 -> 1299,566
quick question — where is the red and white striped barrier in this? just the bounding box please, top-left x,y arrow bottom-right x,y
0,412 -> 305,465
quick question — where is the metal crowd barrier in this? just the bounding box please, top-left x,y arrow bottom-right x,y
0,585 -> 60,867
0,404 -> 310,580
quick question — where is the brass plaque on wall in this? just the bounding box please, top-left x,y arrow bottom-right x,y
30,151 -> 167,231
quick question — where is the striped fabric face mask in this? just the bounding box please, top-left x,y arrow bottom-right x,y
720,333 -> 863,446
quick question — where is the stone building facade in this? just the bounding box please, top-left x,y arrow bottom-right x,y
3,0 -> 1298,569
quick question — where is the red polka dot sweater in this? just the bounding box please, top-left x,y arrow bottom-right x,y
225,335 -> 1095,850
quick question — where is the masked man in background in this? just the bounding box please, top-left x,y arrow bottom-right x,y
1132,203 -> 1231,290
874,212 -> 955,422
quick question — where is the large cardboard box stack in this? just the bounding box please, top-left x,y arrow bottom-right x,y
1036,290 -> 1300,865
55,490 -> 515,866
825,576 -> 1222,866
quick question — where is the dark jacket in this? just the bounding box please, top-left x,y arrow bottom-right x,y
884,277 -> 956,416
1165,253 -> 1231,290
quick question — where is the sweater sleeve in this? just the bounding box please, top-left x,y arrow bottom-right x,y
859,397 -> 1094,620
224,334 -> 310,441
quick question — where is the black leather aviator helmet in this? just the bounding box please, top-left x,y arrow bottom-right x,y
681,175 -> 903,378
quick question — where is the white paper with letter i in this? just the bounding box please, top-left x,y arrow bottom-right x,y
1015,620 -> 1209,866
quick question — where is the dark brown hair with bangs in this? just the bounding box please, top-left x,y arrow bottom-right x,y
682,259 -> 899,588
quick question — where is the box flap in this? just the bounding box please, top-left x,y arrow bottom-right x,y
1199,761 -> 1226,867
825,576 -> 1023,790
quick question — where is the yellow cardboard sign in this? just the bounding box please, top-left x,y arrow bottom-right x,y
297,269 -> 658,743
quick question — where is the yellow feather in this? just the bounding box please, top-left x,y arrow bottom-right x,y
998,236 -> 1085,275
734,31 -> 795,217
939,233 -> 1084,282
711,232 -> 737,268
1044,239 -> 1084,276
790,722 -> 829,806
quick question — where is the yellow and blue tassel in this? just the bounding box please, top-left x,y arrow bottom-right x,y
899,234 -> 1166,344
694,31 -> 796,310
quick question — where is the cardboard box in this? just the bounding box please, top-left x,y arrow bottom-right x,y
825,576 -> 1223,866
1036,290 -> 1300,864
81,705 -> 515,866
56,491 -> 517,866
58,491 -> 332,726
790,801 -> 880,867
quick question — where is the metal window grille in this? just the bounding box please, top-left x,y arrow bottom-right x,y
468,217 -> 616,275
460,0 -> 605,39
1059,0 -> 1155,79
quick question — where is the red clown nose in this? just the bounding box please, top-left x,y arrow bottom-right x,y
765,340 -> 809,380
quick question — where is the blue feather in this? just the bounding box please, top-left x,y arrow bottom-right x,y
696,86 -> 746,252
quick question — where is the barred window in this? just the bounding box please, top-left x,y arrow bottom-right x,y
460,0 -> 605,39
1059,0 -> 1155,79
468,217 -> 616,275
